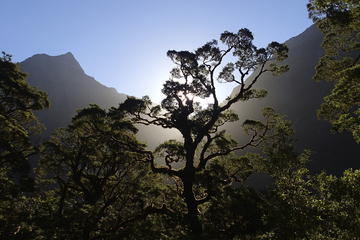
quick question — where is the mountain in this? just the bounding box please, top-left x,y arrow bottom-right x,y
226,24 -> 360,174
20,52 -> 126,138
20,52 -> 176,149
19,25 -> 359,174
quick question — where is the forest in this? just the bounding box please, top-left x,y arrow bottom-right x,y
1,1 -> 359,239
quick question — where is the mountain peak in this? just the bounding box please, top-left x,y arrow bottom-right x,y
59,51 -> 76,60
23,52 -> 84,73
54,52 -> 82,70
19,51 -> 127,140
63,51 -> 74,56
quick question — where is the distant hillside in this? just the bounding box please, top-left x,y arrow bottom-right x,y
20,52 -> 176,149
227,25 -> 360,174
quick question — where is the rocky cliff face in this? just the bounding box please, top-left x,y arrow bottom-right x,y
227,25 -> 360,174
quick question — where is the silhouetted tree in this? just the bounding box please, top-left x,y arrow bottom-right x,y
35,104 -> 178,239
119,29 -> 288,236
198,109 -> 301,239
307,0 -> 360,143
0,52 -> 49,175
2,27 -> 359,238
0,52 -> 49,238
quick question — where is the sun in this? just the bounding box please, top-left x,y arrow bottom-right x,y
177,91 -> 213,109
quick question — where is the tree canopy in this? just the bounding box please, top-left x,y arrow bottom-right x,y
0,52 -> 49,174
119,28 -> 288,236
1,13 -> 359,238
307,0 -> 360,143
33,104 -> 177,239
0,52 -> 49,238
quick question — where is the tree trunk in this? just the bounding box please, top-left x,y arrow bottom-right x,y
183,171 -> 202,235
182,135 -> 203,235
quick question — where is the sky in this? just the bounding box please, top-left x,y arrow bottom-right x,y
2,0 -> 313,103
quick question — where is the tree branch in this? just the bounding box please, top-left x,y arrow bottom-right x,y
110,136 -> 181,177
196,123 -> 269,172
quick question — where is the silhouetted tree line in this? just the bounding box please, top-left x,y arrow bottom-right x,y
1,1 -> 359,238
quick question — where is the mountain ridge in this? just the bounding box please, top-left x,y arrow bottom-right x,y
20,52 -> 177,149
228,24 -> 360,174
23,52 -> 84,74
20,52 -> 127,140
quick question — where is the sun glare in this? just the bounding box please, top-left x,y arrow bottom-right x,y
177,91 -> 214,109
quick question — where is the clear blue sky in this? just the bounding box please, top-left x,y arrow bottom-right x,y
2,0 -> 312,103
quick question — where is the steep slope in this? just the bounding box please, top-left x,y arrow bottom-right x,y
19,25 -> 359,174
227,25 -> 360,174
20,52 -> 177,149
20,52 -> 127,140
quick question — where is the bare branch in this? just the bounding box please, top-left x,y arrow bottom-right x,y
196,122 -> 269,171
110,136 -> 181,177
220,62 -> 267,112
209,46 -> 234,108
